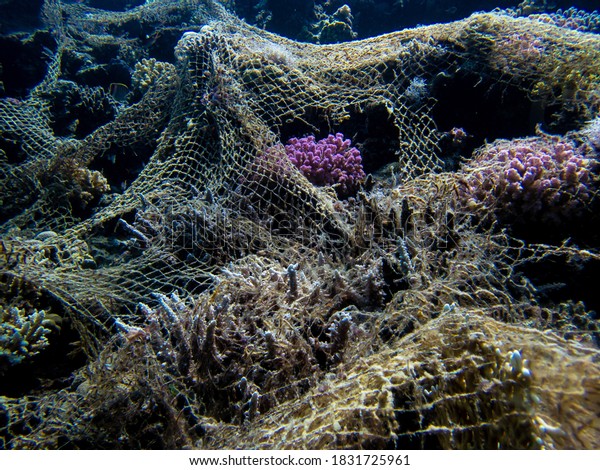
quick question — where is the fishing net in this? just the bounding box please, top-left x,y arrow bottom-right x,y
0,0 -> 599,449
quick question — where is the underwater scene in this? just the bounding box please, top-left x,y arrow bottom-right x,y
0,0 -> 599,450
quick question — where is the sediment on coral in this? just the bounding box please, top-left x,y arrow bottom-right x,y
0,0 -> 599,450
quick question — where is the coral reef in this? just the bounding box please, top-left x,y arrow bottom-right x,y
132,58 -> 176,95
1,1 -> 599,451
285,133 -> 365,196
0,307 -> 59,372
460,136 -> 597,225
313,4 -> 358,44
529,8 -> 600,33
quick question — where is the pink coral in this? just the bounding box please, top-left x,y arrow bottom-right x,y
462,137 -> 597,224
285,133 -> 365,196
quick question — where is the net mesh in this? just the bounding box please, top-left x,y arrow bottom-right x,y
0,0 -> 599,449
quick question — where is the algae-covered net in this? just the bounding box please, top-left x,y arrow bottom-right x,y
0,0 -> 599,449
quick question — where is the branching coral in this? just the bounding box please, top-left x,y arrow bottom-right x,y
0,307 -> 60,372
44,153 -> 111,210
285,133 -> 366,197
528,8 -> 600,34
132,58 -> 176,94
460,136 -> 597,225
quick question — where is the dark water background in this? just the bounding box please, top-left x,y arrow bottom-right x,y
2,1 -> 599,37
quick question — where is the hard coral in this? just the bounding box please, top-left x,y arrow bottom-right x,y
285,133 -> 365,197
461,136 -> 597,225
0,307 -> 60,372
529,8 -> 600,34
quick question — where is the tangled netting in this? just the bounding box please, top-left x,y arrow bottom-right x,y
1,0 -> 599,449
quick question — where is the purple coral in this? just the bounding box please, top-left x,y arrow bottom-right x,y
285,133 -> 365,196
461,137 -> 596,224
